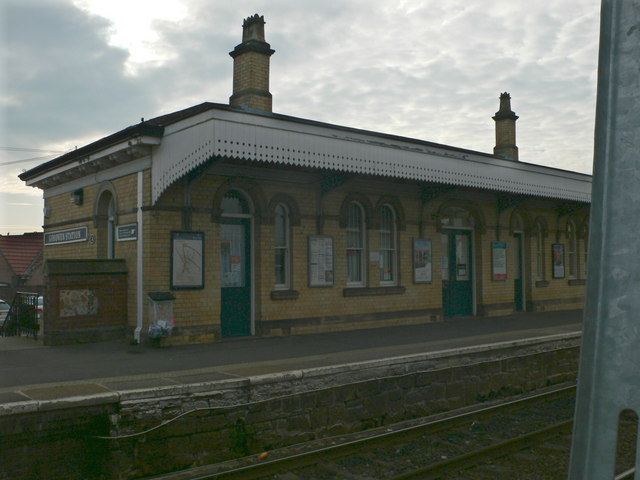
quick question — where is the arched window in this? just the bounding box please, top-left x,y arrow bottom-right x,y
511,213 -> 524,233
535,221 -> 546,281
346,202 -> 366,285
440,206 -> 474,229
274,203 -> 290,289
577,218 -> 589,280
96,190 -> 116,259
220,190 -> 251,288
379,205 -> 397,285
567,219 -> 578,279
221,190 -> 250,215
106,197 -> 116,259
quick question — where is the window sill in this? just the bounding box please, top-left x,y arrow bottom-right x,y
270,289 -> 300,300
343,286 -> 406,297
535,280 -> 550,287
568,279 -> 586,286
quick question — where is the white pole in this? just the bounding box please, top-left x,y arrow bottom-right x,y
134,170 -> 144,343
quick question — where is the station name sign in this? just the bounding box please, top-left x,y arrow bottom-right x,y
44,226 -> 88,246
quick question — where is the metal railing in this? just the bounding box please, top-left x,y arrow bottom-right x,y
0,292 -> 40,339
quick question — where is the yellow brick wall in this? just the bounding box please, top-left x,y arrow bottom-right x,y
196,174 -> 584,338
230,51 -> 272,111
43,172 -> 147,340
232,52 -> 270,92
41,163 -> 587,344
43,175 -> 140,256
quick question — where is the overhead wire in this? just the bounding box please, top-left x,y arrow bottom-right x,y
0,147 -> 64,153
0,155 -> 58,166
0,147 -> 66,167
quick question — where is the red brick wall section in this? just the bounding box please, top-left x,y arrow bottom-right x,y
44,259 -> 128,345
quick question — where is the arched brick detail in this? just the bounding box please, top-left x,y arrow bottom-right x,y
375,195 -> 406,231
93,181 -> 118,228
533,216 -> 549,237
577,214 -> 590,239
211,179 -> 268,224
433,199 -> 486,233
338,193 -> 374,229
265,193 -> 301,226
509,207 -> 533,235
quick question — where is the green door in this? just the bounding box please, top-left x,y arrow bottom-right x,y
514,233 -> 524,311
442,230 -> 473,317
220,218 -> 251,337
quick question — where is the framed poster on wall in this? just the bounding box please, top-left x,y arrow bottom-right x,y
413,238 -> 432,283
552,243 -> 565,279
308,235 -> 334,287
171,231 -> 205,289
492,241 -> 508,280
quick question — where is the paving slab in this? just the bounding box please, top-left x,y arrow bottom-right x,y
100,377 -> 181,391
21,383 -> 112,400
0,391 -> 30,404
169,371 -> 240,384
0,310 -> 584,403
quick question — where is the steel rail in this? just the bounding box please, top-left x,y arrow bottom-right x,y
389,419 -> 573,480
615,468 -> 636,480
150,384 -> 576,480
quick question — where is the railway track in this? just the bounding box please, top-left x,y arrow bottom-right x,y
152,384 -> 590,480
416,418 -> 638,480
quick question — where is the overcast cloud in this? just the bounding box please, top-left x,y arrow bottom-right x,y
1,0 -> 600,234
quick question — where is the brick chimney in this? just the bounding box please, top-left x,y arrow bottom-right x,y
493,92 -> 519,161
229,14 -> 275,112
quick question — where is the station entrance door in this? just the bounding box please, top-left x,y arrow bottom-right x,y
219,190 -> 252,338
442,230 -> 473,317
513,232 -> 525,311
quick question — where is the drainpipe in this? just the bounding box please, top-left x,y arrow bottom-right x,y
134,170 -> 144,343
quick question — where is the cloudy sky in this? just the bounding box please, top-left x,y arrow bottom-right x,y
1,0 -> 601,235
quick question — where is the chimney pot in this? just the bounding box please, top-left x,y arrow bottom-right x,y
242,14 -> 266,42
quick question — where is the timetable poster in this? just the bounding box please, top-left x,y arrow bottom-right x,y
492,241 -> 507,280
413,239 -> 432,283
309,235 -> 334,287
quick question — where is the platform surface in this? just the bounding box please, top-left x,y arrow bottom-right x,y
0,310 -> 582,403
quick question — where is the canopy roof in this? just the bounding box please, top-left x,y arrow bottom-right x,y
21,102 -> 592,204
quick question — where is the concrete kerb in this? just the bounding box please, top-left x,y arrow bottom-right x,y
248,369 -> 305,385
115,331 -> 581,408
0,400 -> 40,416
0,332 -> 581,418
37,391 -> 120,412
298,331 -> 582,379
0,391 -> 120,416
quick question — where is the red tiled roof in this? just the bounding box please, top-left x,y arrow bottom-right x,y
0,232 -> 44,277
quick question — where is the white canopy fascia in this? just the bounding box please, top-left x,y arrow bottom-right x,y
152,108 -> 592,205
23,135 -> 161,189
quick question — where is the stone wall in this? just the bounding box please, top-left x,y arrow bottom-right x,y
0,334 -> 579,479
0,397 -> 117,480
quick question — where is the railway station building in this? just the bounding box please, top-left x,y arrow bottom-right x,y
19,15 -> 591,345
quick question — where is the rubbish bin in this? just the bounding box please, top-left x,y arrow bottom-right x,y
147,291 -> 175,340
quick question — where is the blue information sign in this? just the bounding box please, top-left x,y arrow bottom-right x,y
116,223 -> 138,242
